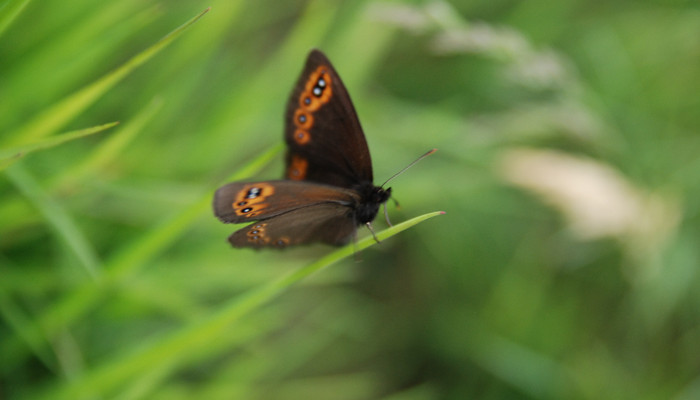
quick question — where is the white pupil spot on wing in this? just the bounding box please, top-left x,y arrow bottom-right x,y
246,188 -> 261,198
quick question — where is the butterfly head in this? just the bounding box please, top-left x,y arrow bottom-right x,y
354,183 -> 391,224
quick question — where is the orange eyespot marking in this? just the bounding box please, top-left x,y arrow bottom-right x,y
247,223 -> 269,243
233,205 -> 268,218
246,224 -> 265,238
299,93 -> 322,111
293,109 -> 313,130
293,129 -> 311,145
244,209 -> 265,218
232,183 -> 275,216
299,66 -> 332,111
287,155 -> 308,180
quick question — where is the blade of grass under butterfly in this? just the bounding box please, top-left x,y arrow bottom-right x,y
3,7 -> 210,147
0,122 -> 118,171
36,211 -> 445,400
0,0 -> 30,37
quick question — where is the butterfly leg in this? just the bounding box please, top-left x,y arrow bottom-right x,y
365,222 -> 381,243
383,203 -> 393,227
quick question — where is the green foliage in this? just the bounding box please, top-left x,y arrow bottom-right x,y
2,1 -> 700,399
0,122 -> 118,170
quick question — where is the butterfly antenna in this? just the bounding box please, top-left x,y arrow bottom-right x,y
381,148 -> 437,187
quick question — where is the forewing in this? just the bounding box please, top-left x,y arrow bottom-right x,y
228,203 -> 357,248
213,180 -> 356,224
284,49 -> 373,188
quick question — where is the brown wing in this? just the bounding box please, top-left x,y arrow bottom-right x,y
284,49 -> 374,188
228,203 -> 357,248
213,180 -> 357,224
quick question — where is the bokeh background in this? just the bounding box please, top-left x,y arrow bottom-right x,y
2,0 -> 700,399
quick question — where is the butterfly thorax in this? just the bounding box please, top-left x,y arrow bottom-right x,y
353,182 -> 391,224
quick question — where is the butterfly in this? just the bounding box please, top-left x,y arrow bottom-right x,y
213,49 -> 400,249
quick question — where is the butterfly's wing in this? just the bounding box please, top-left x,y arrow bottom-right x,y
213,180 -> 357,224
284,49 -> 373,188
229,203 -> 356,248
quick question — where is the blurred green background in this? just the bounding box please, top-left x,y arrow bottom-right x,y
2,0 -> 700,399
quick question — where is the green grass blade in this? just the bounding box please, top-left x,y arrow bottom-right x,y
32,144 -> 283,349
0,0 -> 30,37
0,144 -> 282,371
3,7 -> 210,147
0,100 -> 160,234
204,0 -> 341,144
219,142 -> 286,183
4,164 -> 102,280
276,211 -> 447,287
0,122 -> 118,171
0,288 -> 57,374
107,142 -> 284,279
230,211 -> 446,313
36,211 -> 444,399
54,97 -> 163,189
